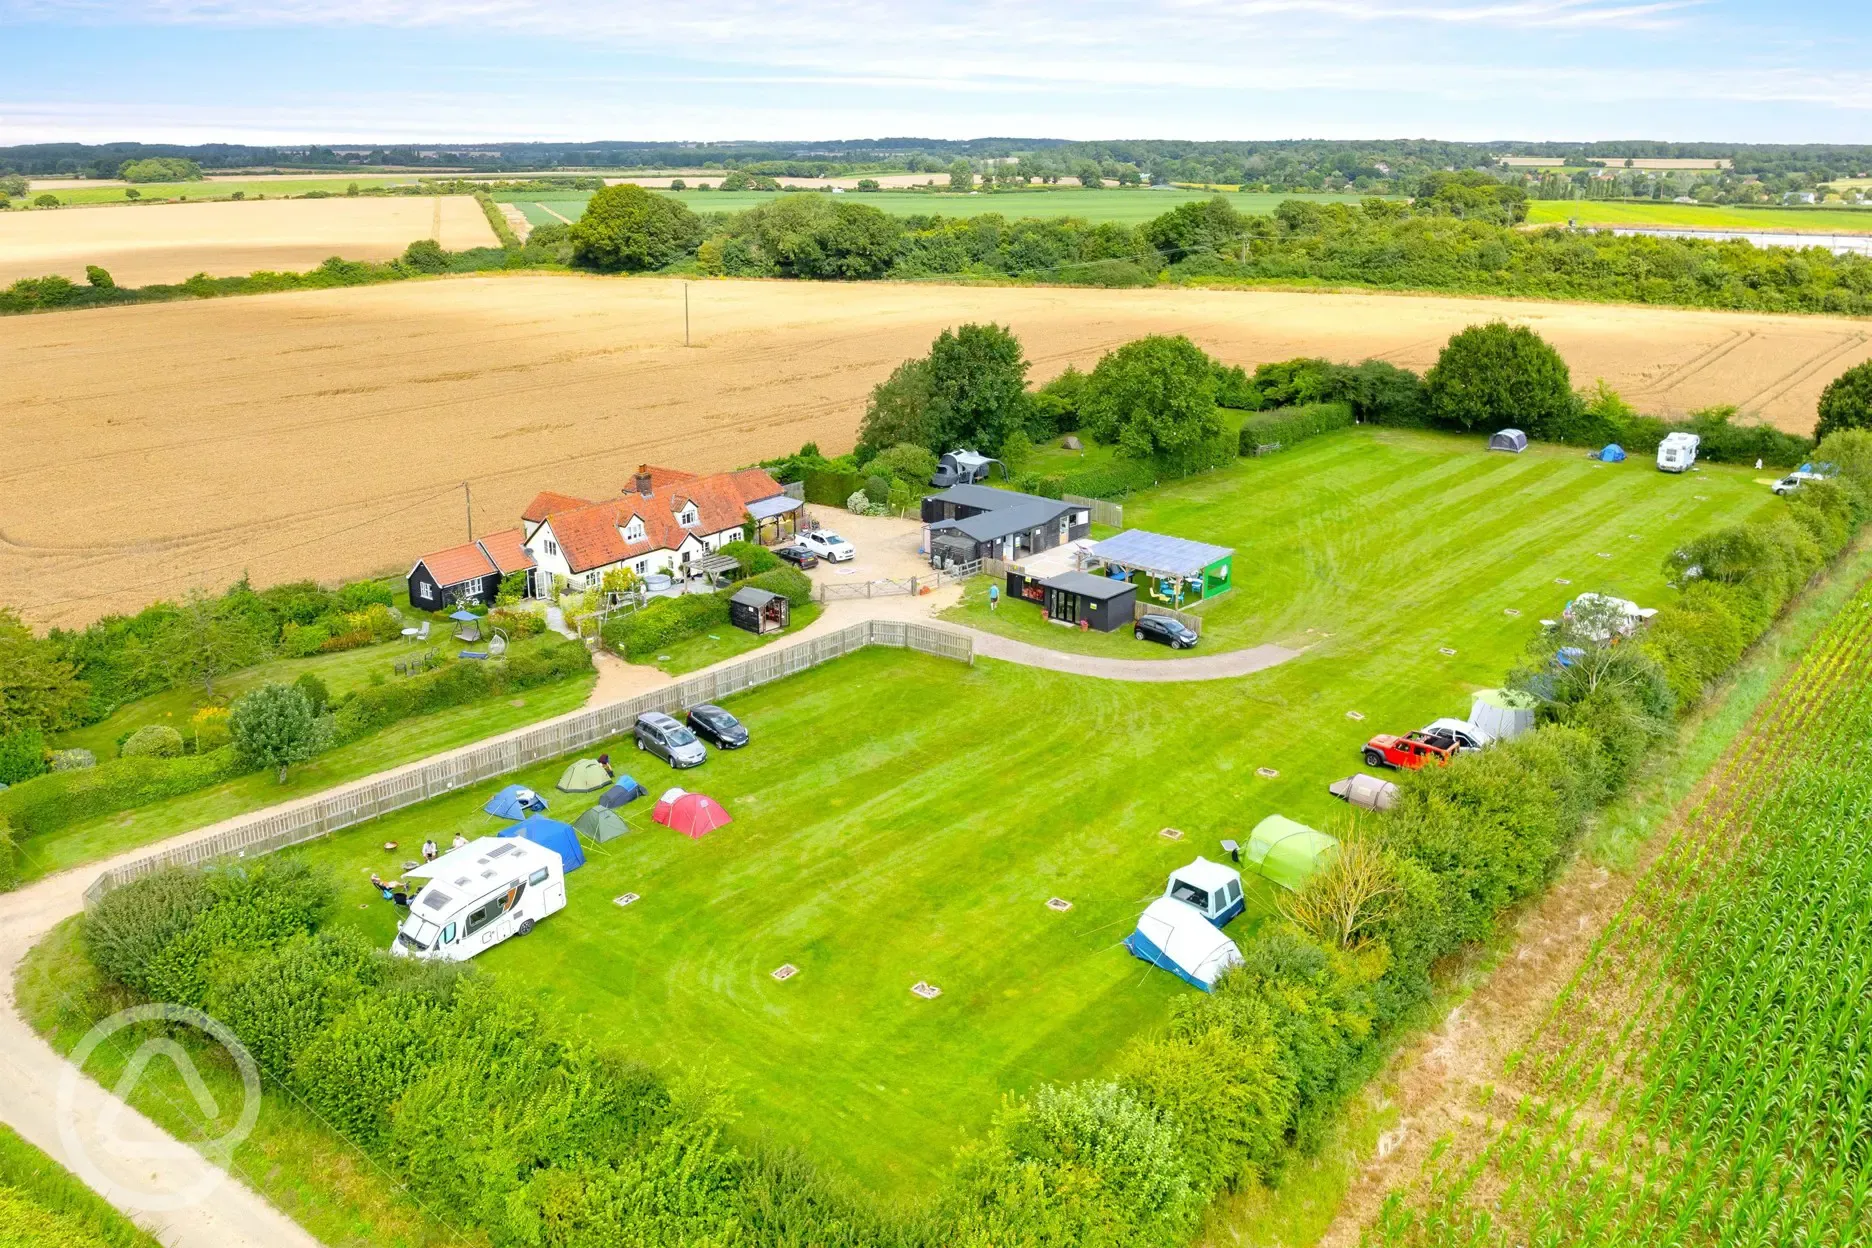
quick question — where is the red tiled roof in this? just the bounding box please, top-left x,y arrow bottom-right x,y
522,491 -> 591,524
417,540 -> 496,587
540,468 -> 786,573
476,528 -> 536,574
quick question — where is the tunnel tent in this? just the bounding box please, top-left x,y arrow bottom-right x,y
1470,688 -> 1537,741
1328,772 -> 1400,811
1124,898 -> 1244,991
557,759 -> 612,793
1488,428 -> 1529,454
598,776 -> 649,809
484,784 -> 547,819
1244,815 -> 1340,892
573,805 -> 631,844
497,814 -> 585,871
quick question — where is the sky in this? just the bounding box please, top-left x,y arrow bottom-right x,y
0,0 -> 1866,145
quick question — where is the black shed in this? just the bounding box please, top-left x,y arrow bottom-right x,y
1008,570 -> 1137,632
728,586 -> 790,635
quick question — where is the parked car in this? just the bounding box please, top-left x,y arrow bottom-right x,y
1135,614 -> 1198,649
1773,471 -> 1828,496
634,711 -> 707,768
1362,732 -> 1458,771
686,704 -> 749,750
1419,717 -> 1493,752
797,530 -> 856,562
774,544 -> 819,569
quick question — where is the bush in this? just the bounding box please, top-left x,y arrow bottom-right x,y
83,264 -> 114,289
1239,401 -> 1354,454
570,184 -> 704,271
120,724 -> 184,759
741,565 -> 813,607
716,540 -> 779,579
229,683 -> 326,782
606,593 -> 731,660
1425,322 -> 1577,439
279,620 -> 330,658
401,238 -> 449,273
190,705 -> 230,753
487,609 -> 545,639
0,727 -> 46,784
294,672 -> 330,715
50,748 -> 94,772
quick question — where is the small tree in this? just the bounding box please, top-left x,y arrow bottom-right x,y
123,188 -> 140,201
84,265 -> 114,289
402,238 -> 449,273
947,159 -> 974,192
1425,322 -> 1576,437
1080,335 -> 1221,459
33,194 -> 58,208
569,184 -> 704,272
1277,828 -> 1402,950
1815,361 -> 1872,441
230,683 -> 327,783
856,358 -> 934,457
493,572 -> 526,607
167,589 -> 269,698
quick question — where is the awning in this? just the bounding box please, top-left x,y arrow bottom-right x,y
447,609 -> 479,622
746,495 -> 803,521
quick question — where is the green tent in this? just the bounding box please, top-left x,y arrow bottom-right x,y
1245,815 -> 1340,892
574,805 -> 632,843
558,758 -> 613,793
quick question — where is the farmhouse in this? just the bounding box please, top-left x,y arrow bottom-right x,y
521,465 -> 796,595
407,528 -> 536,609
922,484 -> 1090,565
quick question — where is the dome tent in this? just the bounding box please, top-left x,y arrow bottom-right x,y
1245,815 -> 1340,892
654,791 -> 732,839
484,784 -> 547,819
1488,428 -> 1528,454
557,759 -> 613,793
573,805 -> 631,843
1124,898 -> 1244,991
1596,443 -> 1627,463
497,814 -> 585,871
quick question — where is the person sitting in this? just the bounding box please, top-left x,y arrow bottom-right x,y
452,832 -> 468,850
369,872 -> 387,895
389,882 -> 410,908
421,838 -> 439,862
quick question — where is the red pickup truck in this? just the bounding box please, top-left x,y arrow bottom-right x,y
1363,732 -> 1459,771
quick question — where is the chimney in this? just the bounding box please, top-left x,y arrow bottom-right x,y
632,465 -> 653,497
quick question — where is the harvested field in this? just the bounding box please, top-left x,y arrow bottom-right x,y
0,196 -> 497,286
3,275 -> 1865,628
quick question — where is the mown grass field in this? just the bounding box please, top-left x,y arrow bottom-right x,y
497,188 -> 1387,227
1526,199 -> 1872,234
0,1122 -> 161,1247
275,428 -> 1777,1196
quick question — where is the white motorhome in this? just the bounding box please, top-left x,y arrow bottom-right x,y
1657,432 -> 1700,473
391,837 -> 567,963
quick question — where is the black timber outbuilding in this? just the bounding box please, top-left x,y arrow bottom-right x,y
1007,570 -> 1137,632
728,586 -> 790,635
922,485 -> 1090,564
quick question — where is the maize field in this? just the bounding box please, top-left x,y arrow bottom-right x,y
1368,586 -> 1872,1248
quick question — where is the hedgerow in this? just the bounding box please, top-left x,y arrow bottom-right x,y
1238,401 -> 1354,454
602,567 -> 812,659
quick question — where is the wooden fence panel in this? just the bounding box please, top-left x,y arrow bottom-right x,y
1062,494 -> 1124,528
82,621 -> 962,907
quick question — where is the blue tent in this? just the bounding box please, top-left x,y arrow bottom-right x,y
498,814 -> 586,871
484,784 -> 547,819
598,777 -> 649,809
1596,444 -> 1626,463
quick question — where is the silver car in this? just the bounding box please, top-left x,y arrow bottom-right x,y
634,711 -> 707,768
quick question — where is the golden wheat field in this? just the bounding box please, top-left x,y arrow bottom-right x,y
0,196 -> 498,287
4,274 -> 1867,627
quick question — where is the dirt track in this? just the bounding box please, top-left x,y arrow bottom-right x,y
0,197 -> 498,286
3,275 -> 1866,628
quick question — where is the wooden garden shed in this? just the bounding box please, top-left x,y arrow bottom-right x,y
728,586 -> 789,635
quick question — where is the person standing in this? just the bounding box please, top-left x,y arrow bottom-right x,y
988,583 -> 1000,613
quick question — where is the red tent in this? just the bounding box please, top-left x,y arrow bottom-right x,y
654,791 -> 731,839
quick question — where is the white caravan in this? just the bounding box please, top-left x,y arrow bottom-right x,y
391,837 -> 567,962
1657,432 -> 1700,473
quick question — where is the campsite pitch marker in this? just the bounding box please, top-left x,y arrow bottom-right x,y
1597,552 -> 1612,559
911,981 -> 943,1000
1159,826 -> 1185,841
1555,578 -> 1571,585
1345,710 -> 1365,721
771,964 -> 799,982
1256,767 -> 1280,779
1438,647 -> 1458,656
1046,897 -> 1073,912
613,893 -> 641,907
1504,608 -> 1521,617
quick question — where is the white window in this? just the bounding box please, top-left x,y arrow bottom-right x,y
678,505 -> 698,527
543,538 -> 559,556
635,560 -> 647,573
417,581 -> 433,602
623,517 -> 645,543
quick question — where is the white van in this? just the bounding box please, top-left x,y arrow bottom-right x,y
391,837 -> 567,963
1657,432 -> 1700,473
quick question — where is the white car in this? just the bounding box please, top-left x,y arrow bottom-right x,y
1772,471 -> 1827,496
1420,718 -> 1493,752
797,531 -> 855,562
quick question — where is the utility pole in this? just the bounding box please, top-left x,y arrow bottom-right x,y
684,282 -> 691,347
463,481 -> 473,541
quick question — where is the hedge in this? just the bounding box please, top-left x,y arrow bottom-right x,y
602,567 -> 812,660
329,637 -> 593,741
1239,401 -> 1355,455
802,469 -> 865,507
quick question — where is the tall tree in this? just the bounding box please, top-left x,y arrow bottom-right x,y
1815,361 -> 1872,441
168,589 -> 269,698
1080,335 -> 1221,460
856,358 -> 934,459
1425,322 -> 1575,437
570,184 -> 703,272
0,607 -> 88,735
925,323 -> 1032,455
948,159 -> 974,192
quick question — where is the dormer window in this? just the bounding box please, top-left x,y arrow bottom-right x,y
622,516 -> 646,543
677,504 -> 698,528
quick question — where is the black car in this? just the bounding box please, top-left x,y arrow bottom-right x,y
774,544 -> 819,570
1135,615 -> 1198,649
687,703 -> 750,749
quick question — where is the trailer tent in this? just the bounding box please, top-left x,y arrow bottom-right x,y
1489,429 -> 1529,454
1124,898 -> 1245,991
498,814 -> 586,871
556,759 -> 612,793
1245,815 -> 1340,891
598,777 -> 648,809
484,784 -> 547,819
573,805 -> 632,843
1469,688 -> 1537,741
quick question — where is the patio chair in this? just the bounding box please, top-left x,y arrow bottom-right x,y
416,620 -> 431,642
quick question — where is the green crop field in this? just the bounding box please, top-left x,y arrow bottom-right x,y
282,428 -> 1777,1195
498,187 -> 1387,227
1526,199 -> 1872,234
29,177 -> 423,205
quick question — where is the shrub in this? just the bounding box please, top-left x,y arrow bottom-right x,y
487,608 -> 545,639
0,819 -> 18,890
861,442 -> 938,485
1239,401 -> 1354,454
1425,322 -> 1577,438
294,672 -> 330,715
50,748 -> 94,771
334,579 -> 396,612
280,620 -> 330,658
846,489 -> 872,514
230,683 -> 327,782
715,540 -> 779,579
83,264 -> 114,289
607,593 -> 731,660
0,727 -> 47,784
803,469 -> 865,507
120,724 -> 184,759
190,705 -> 231,753
402,239 -> 449,273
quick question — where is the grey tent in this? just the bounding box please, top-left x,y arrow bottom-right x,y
1488,429 -> 1529,454
598,777 -> 648,808
1470,689 -> 1536,741
1328,773 -> 1400,811
575,805 -> 632,843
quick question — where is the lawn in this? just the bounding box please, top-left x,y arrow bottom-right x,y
497,188 -> 1388,227
948,427 -> 1779,660
0,1121 -> 161,1247
31,177 -> 424,206
1525,199 -> 1872,234
636,601 -> 823,675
